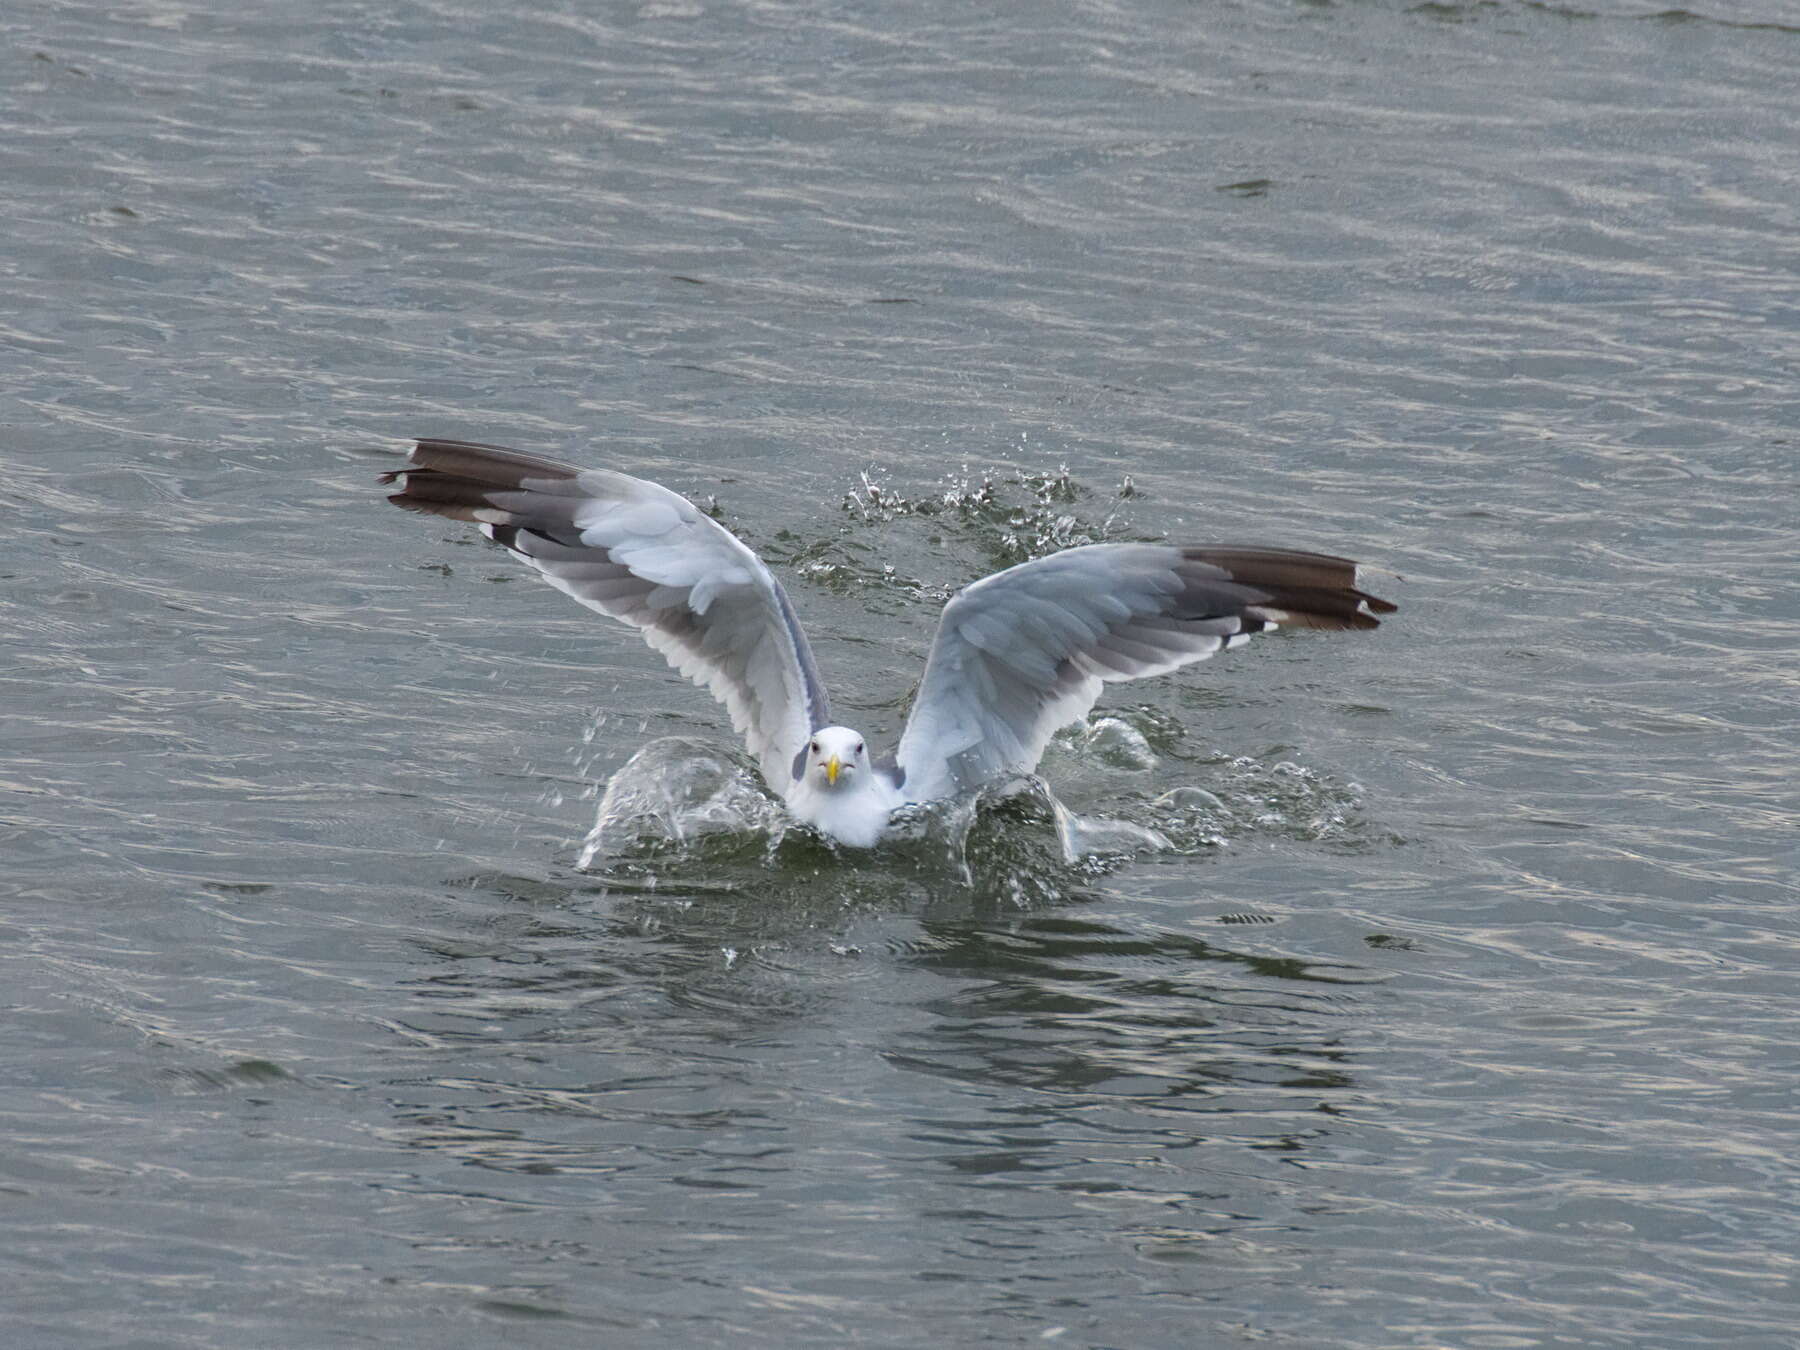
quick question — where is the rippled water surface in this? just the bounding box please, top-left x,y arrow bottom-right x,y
5,1 -> 1799,1346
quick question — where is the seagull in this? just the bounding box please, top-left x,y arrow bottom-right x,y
382,439 -> 1396,848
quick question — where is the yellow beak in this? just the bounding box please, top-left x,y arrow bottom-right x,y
825,755 -> 842,786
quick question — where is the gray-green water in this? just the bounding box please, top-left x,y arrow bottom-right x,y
5,2 -> 1798,1346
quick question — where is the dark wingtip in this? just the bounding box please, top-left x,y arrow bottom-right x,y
1178,545 -> 1397,629
381,439 -> 593,526
385,491 -> 426,511
1247,605 -> 1385,632
404,439 -> 584,483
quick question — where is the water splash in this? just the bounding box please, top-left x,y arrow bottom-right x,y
840,463 -> 1137,566
574,726 -> 1372,902
1056,715 -> 1160,771
573,737 -> 1174,912
1048,794 -> 1174,860
1043,711 -> 1375,855
1129,755 -> 1370,853
577,738 -> 785,869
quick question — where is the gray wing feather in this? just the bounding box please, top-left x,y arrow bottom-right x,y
384,439 -> 831,790
894,542 -> 1394,802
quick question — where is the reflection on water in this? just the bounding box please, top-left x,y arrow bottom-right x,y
378,860 -> 1374,1255
898,915 -> 1367,1107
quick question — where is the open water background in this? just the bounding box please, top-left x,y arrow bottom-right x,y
4,1 -> 1798,1346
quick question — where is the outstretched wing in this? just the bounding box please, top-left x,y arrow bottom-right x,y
894,543 -> 1395,802
383,439 -> 832,790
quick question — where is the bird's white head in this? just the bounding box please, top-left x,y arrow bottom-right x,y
805,726 -> 869,792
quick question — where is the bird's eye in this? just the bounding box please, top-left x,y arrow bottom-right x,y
855,742 -> 864,754
810,741 -> 819,753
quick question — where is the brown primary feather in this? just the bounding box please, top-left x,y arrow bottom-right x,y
1176,547 -> 1395,631
393,438 -> 583,486
381,440 -> 588,525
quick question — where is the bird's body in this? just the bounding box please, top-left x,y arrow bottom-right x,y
383,439 -> 1395,847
